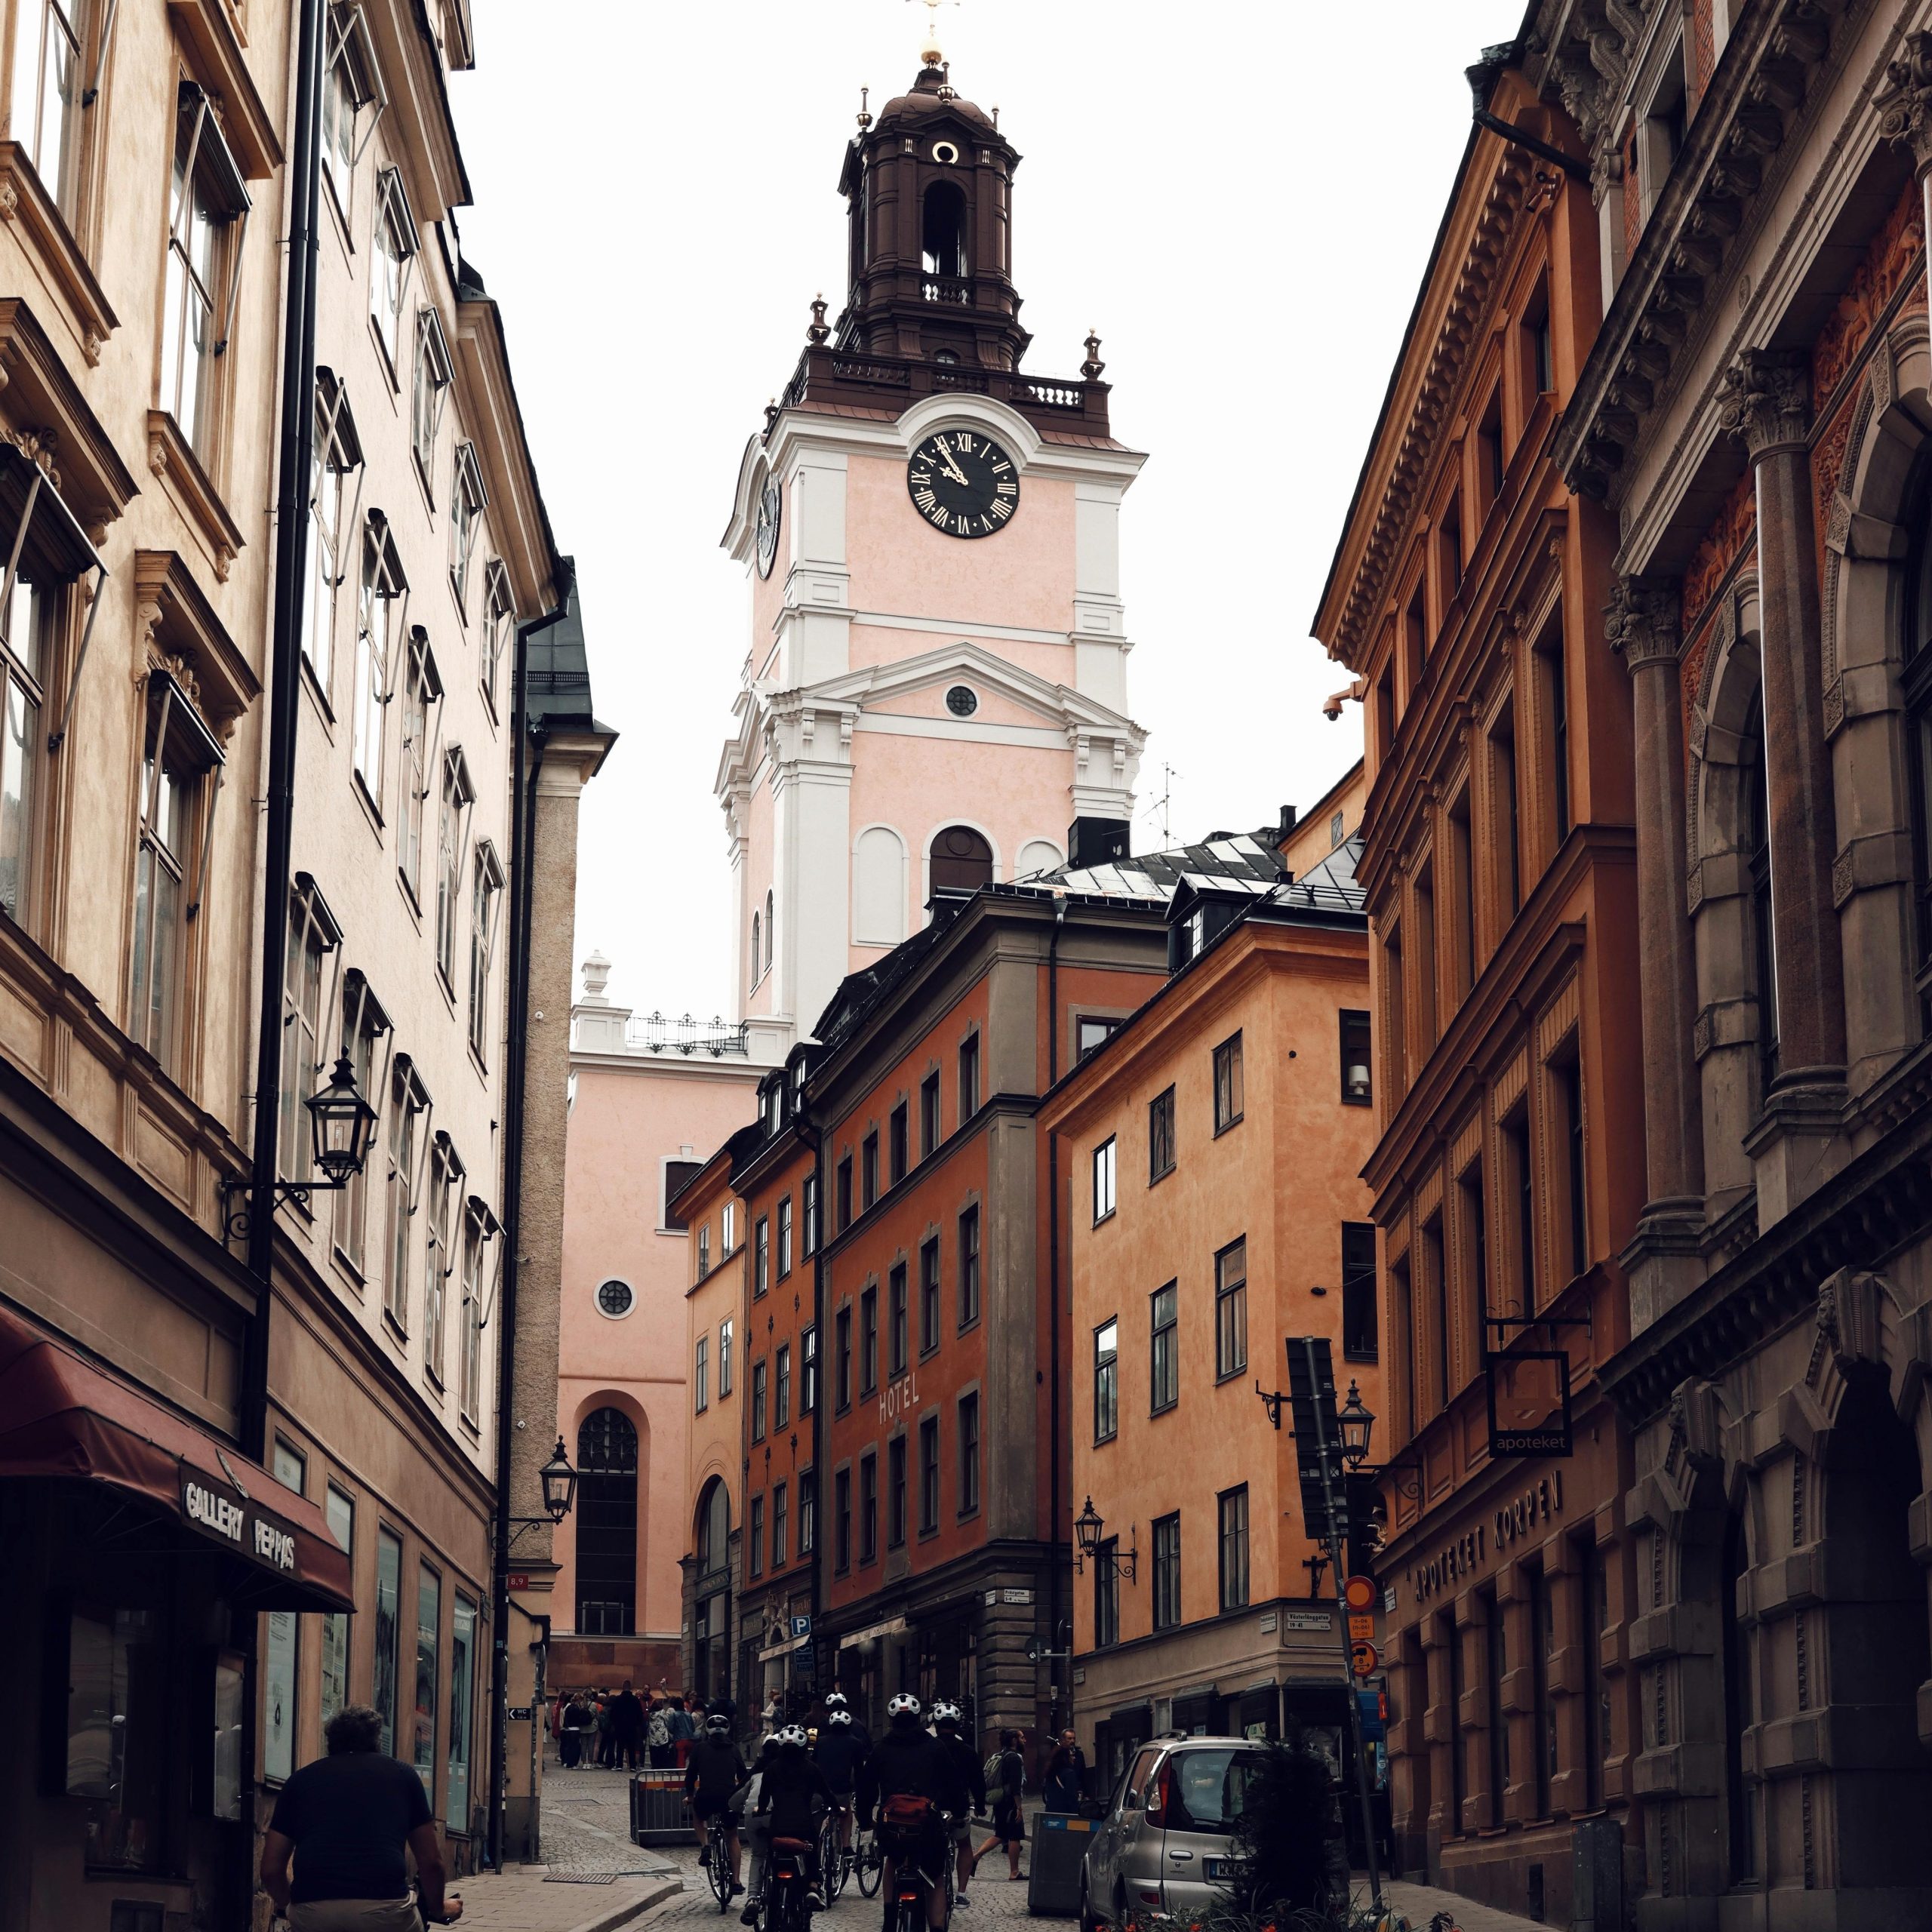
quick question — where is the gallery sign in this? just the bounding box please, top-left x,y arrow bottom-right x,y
179,1466 -> 299,1574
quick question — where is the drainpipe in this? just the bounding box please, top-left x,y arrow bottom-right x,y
487,589 -> 555,1870
1044,898 -> 1065,1735
798,1106 -> 825,1691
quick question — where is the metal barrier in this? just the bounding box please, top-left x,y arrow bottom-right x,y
631,1768 -> 697,1845
1026,1811 -> 1095,1916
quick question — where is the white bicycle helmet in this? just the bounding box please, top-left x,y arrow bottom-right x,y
705,1712 -> 733,1735
826,1707 -> 854,1727
824,1690 -> 849,1706
931,1701 -> 961,1726
888,1692 -> 921,1719
775,1723 -> 808,1748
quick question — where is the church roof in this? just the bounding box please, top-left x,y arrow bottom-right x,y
1025,832 -> 1286,902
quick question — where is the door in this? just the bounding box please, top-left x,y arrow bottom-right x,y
1092,1744 -> 1161,1913
1152,1745 -> 1268,1919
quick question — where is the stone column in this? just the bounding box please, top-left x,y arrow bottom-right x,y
1716,352 -> 1847,1094
1606,577 -> 1706,1329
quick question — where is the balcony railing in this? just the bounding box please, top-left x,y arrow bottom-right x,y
776,343 -> 1109,434
921,275 -> 971,306
625,1011 -> 750,1058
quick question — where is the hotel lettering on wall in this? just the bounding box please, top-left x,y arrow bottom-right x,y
1409,1469 -> 1564,1607
880,1371 -> 919,1425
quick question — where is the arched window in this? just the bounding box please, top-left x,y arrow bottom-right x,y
921,181 -> 968,280
1740,701 -> 1778,1095
749,912 -> 761,984
1017,838 -> 1063,878
765,889 -> 775,974
854,826 -> 908,945
575,1407 -> 638,1635
696,1476 -> 731,1575
930,825 -> 993,895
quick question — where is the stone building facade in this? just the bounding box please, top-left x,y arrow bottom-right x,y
1534,0 -> 1932,1922
1312,51 -> 1647,1927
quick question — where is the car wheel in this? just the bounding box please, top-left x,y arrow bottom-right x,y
1078,1874 -> 1101,1932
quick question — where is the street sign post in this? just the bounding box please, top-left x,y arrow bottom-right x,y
1350,1641 -> 1378,1679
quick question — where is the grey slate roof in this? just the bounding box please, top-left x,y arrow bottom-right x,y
1024,831 -> 1286,901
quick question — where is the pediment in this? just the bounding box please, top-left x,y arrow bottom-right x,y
808,639 -> 1138,736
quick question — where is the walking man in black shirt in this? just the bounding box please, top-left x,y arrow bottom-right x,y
260,1705 -> 462,1930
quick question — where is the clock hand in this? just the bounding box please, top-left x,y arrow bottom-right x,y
933,441 -> 970,486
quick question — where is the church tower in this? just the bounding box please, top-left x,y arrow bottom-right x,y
718,32 -> 1147,1047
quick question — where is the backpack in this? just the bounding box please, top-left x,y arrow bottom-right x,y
983,1751 -> 1009,1801
649,1708 -> 671,1748
881,1792 -> 933,1833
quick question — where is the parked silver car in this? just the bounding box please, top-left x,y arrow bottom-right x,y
1080,1735 -> 1267,1930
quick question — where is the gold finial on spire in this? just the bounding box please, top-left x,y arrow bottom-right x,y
856,85 -> 872,131
906,0 -> 958,70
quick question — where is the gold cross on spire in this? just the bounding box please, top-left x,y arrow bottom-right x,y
907,0 -> 958,69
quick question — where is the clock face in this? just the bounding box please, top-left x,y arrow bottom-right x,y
906,429 -> 1020,540
755,476 -> 782,578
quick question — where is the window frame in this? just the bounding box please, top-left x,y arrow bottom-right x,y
1214,1236 -> 1247,1381
957,1392 -> 980,1516
448,441 -> 486,609
1093,1317 -> 1118,1444
919,1235 -> 940,1357
1148,1084 -> 1176,1183
888,1260 -> 908,1379
920,1070 -> 941,1157
1092,1134 -> 1116,1223
1342,1220 -> 1380,1361
777,1194 -> 793,1278
467,839 -> 504,1062
1217,1484 -> 1251,1613
1212,1031 -> 1245,1134
410,306 -> 453,489
957,1204 -> 980,1329
1340,1009 -> 1373,1107
958,1031 -> 980,1119
368,166 -> 420,377
162,82 -> 251,463
918,1411 -> 940,1536
1152,1512 -> 1181,1631
1149,1281 -> 1179,1414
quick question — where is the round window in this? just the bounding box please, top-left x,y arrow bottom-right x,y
596,1279 -> 635,1318
946,685 -> 979,717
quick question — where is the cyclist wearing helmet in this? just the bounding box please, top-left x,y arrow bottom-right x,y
742,1724 -> 835,1923
813,1706 -> 869,1859
685,1712 -> 749,1898
929,1704 -> 985,1903
823,1689 -> 872,1758
857,1694 -> 952,1932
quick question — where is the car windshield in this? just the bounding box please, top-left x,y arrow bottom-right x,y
1166,1748 -> 1267,1832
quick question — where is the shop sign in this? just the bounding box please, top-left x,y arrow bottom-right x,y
1485,1351 -> 1573,1458
1409,1469 -> 1565,1607
180,1467 -> 297,1574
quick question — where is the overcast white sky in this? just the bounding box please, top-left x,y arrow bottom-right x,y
452,0 -> 1523,1019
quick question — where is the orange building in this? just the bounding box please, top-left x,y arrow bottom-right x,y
1044,835 -> 1379,1797
1310,53 -> 1644,1924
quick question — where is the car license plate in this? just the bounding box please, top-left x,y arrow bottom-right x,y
1204,1860 -> 1233,1881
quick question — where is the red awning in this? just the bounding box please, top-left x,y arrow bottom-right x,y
0,1301 -> 354,1611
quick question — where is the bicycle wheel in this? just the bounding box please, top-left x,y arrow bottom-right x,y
709,1838 -> 733,1912
857,1831 -> 883,1898
820,1818 -> 844,1902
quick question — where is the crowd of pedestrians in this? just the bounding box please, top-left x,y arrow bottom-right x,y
549,1682 -> 701,1770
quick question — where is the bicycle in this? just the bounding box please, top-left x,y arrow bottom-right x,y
761,1831 -> 819,1932
696,1807 -> 736,1914
819,1800 -> 854,1903
882,1807 -> 957,1932
854,1817 -> 884,1898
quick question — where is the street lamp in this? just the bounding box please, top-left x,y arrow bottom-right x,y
1337,1380 -> 1375,1469
222,1051 -> 379,1241
1072,1497 -> 1137,1580
539,1436 -> 578,1523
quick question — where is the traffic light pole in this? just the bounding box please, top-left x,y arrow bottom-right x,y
1297,1337 -> 1384,1912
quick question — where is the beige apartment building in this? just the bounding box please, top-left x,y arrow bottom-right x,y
0,3 -> 608,1927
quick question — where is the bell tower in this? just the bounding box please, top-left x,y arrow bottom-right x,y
838,45 -> 1029,371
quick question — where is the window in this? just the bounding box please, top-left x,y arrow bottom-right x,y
353,517 -> 404,804
1091,1134 -> 1118,1223
958,1393 -> 980,1514
799,1472 -> 817,1555
411,309 -> 453,484
803,1172 -> 820,1254
1556,1054 -> 1586,1281
920,1237 -> 940,1354
1390,1254 -> 1414,1438
370,168 -> 418,371
304,373 -> 361,694
321,3 -> 381,209
862,1130 -> 879,1208
835,1305 -> 851,1409
163,85 -> 250,460
890,1100 -> 908,1184
279,884 -> 337,1181
423,1136 -> 458,1383
1742,700 -> 1779,1091
958,1205 -> 980,1327
0,543 -> 63,927
1150,1283 -> 1178,1414
460,1204 -> 487,1417
380,1061 -> 428,1334
429,748 -> 471,992
1214,1238 -> 1247,1378
751,1358 -> 767,1441
397,632 -> 438,900
1438,490 -> 1463,607
1383,919 -> 1407,1101
374,1527 -> 401,1756
749,1494 -> 764,1578
62,1607 -> 168,1858
321,1487 -> 354,1727
1522,277 -> 1553,405
718,1316 -> 733,1395
749,911 -> 761,985
449,444 -> 485,606
660,1158 -> 702,1233
1093,1318 -> 1118,1442
1491,697 -> 1520,918
468,841 -> 503,1060
267,1441 -> 307,1782
480,560 -> 512,713
448,1594 -> 476,1830
1540,615 -> 1571,845
1505,1111 -> 1535,1315
772,1482 -> 789,1567
775,1343 -> 791,1429
835,1467 -> 852,1571
921,1072 -> 941,1155
1149,1086 -> 1176,1181
1342,1222 -> 1379,1360
753,1215 -> 769,1297
1213,1032 -> 1244,1132
696,1223 -> 711,1280
958,1032 -> 980,1118
332,974 -> 389,1274
836,1155 -> 853,1229
1094,1537 -> 1119,1647
888,1261 -> 908,1377
767,1195 -> 789,1279
694,1335 -> 709,1413
919,1414 -> 940,1534
130,677 -> 213,1074
575,1406 -> 639,1637
1152,1512 -> 1181,1630
801,1324 -> 817,1411
12,0 -> 88,216
412,1565 -> 439,1798
1340,1010 -> 1372,1106
1475,383 -> 1504,514
860,1285 -> 878,1393
859,1452 -> 878,1563
931,823 -> 993,892
1423,1214 -> 1448,1414
888,1435 -> 907,1546
1449,788 -> 1475,998
1481,1586 -> 1509,1819
1077,1015 -> 1118,1061
1218,1486 -> 1251,1611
